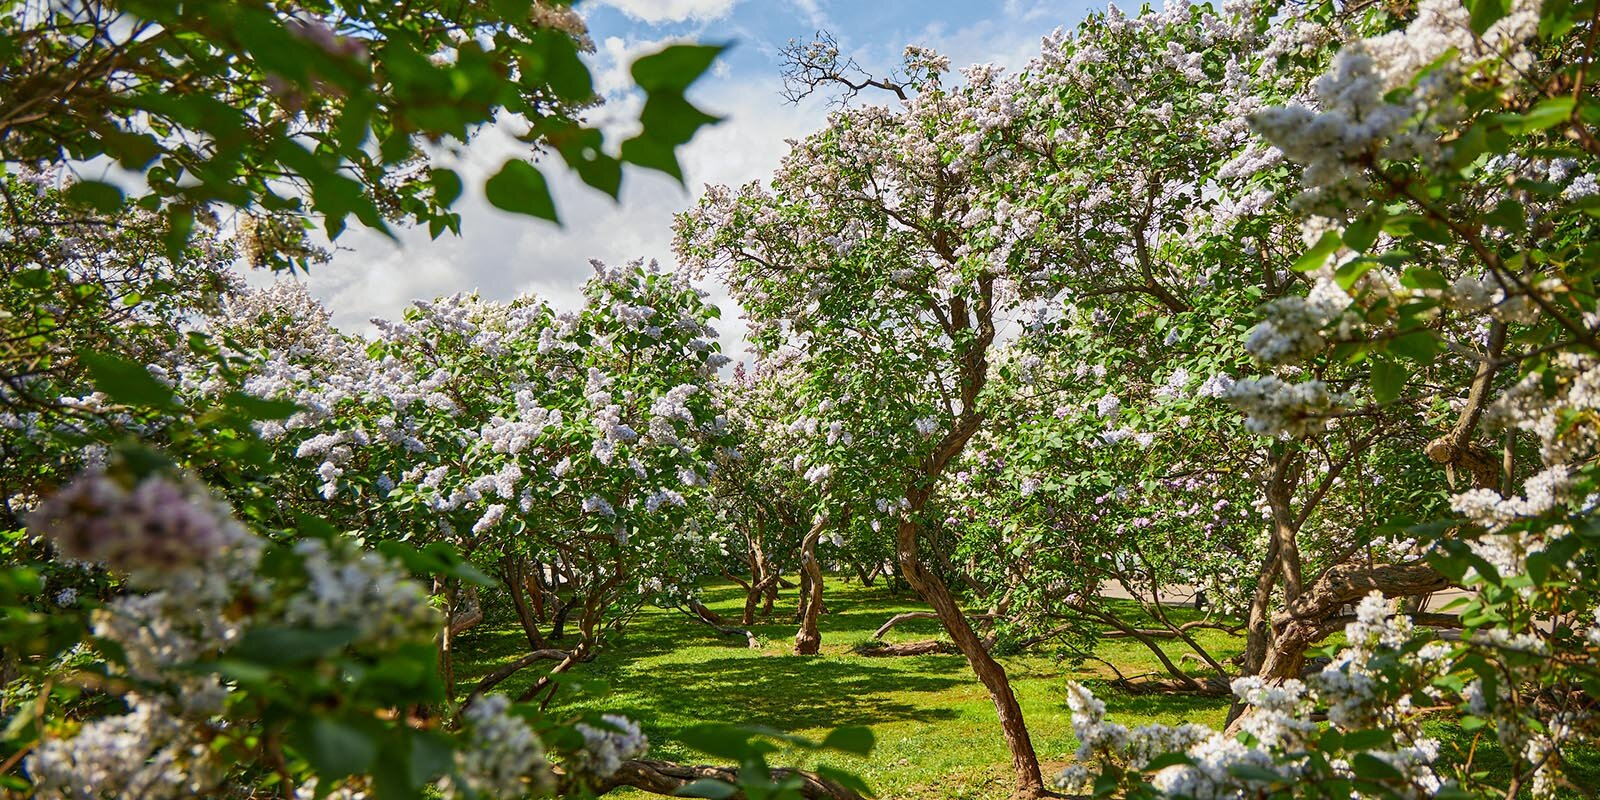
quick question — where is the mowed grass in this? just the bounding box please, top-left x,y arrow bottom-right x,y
456,577 -> 1600,799
454,578 -> 1240,799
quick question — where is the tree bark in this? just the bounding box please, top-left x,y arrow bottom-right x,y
502,557 -> 547,651
897,516 -> 1045,799
859,639 -> 958,656
681,604 -> 760,648
1256,561 -> 1452,681
580,759 -> 864,799
794,511 -> 830,655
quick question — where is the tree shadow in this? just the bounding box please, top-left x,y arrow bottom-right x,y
593,654 -> 964,731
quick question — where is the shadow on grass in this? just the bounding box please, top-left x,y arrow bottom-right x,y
590,654 -> 965,732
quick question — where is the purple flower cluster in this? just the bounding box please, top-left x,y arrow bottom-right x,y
30,472 -> 247,574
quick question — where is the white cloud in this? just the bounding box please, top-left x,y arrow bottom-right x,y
593,0 -> 737,24
294,64 -> 825,368
787,0 -> 831,30
286,5 -> 1083,365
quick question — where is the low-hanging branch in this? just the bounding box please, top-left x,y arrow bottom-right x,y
576,758 -> 865,800
675,604 -> 760,649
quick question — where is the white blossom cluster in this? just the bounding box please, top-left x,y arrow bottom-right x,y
24,471 -> 443,798
1060,593 -> 1452,799
1224,375 -> 1340,437
444,694 -> 554,799
570,715 -> 649,778
283,538 -> 439,646
1251,0 -> 1543,212
27,471 -> 256,581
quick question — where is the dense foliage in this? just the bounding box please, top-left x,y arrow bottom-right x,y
5,0 -> 1600,798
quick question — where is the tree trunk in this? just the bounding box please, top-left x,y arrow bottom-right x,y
762,579 -> 778,617
794,512 -> 829,655
896,516 -> 1045,798
438,579 -> 456,697
503,557 -> 547,650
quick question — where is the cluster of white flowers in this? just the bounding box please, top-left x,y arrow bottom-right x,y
445,694 -> 553,799
23,470 -> 443,798
570,715 -> 649,778
1225,376 -> 1339,437
27,694 -> 222,800
1061,593 -> 1453,798
1244,283 -> 1351,365
1251,0 -> 1542,211
282,538 -> 439,647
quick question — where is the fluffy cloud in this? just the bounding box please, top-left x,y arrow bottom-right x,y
593,0 -> 737,24
292,67 -> 824,367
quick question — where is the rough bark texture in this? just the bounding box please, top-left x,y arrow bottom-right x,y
502,558 -> 548,651
1256,561 -> 1451,681
793,512 -> 830,655
582,759 -> 864,799
897,515 -> 1044,797
858,639 -> 959,656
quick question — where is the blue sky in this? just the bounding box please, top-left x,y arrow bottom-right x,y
297,0 -> 1104,354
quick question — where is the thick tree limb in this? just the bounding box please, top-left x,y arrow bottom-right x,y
467,649 -> 581,699
582,758 -> 864,799
872,610 -> 998,640
857,639 -> 959,657
677,605 -> 760,649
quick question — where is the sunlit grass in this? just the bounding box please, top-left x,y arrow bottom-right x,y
453,578 -> 1600,799
455,578 -> 1238,798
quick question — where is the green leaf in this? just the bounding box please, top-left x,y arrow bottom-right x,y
674,779 -> 739,799
1227,764 -> 1281,783
231,625 -> 359,666
79,350 -> 176,409
1388,329 -> 1444,364
223,392 -> 301,420
678,724 -> 755,761
484,160 -> 559,222
1503,97 -> 1576,134
431,168 -> 464,207
1143,752 -> 1193,771
1335,257 -> 1378,291
1399,267 -> 1449,291
1343,212 -> 1383,253
815,765 -> 874,797
631,44 -> 727,92
296,717 -> 378,780
64,180 -> 125,213
1342,728 -> 1394,750
1483,198 -> 1526,231
1371,360 -> 1408,405
1350,753 -> 1405,781
406,731 -> 454,788
819,726 -> 875,756
492,0 -> 534,16
1469,0 -> 1510,35
1292,230 -> 1341,272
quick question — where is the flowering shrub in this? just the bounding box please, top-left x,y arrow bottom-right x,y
1050,0 -> 1600,796
14,455 -> 672,799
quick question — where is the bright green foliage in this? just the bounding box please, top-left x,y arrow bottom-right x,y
0,0 -> 724,267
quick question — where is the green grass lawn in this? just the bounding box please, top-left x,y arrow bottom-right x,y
454,577 -> 1240,799
452,577 -> 1600,798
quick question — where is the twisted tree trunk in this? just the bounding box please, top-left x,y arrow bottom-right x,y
794,511 -> 830,655
896,513 -> 1045,798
